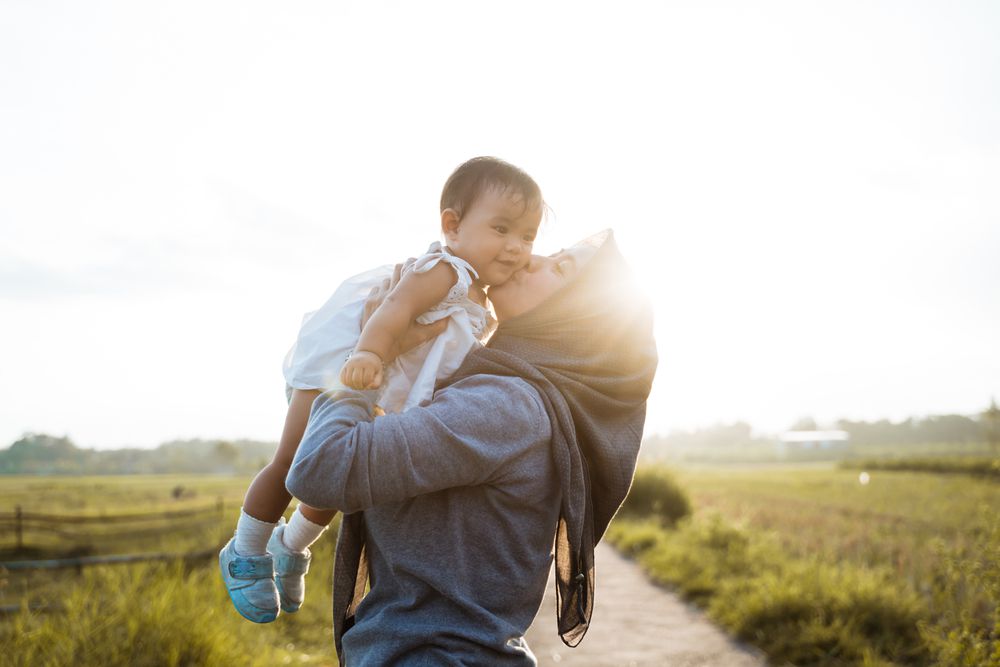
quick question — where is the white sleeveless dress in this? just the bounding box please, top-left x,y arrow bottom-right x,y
282,243 -> 497,413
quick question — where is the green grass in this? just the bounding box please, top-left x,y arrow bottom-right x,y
0,475 -> 339,666
3,562 -> 284,667
8,466 -> 997,666
0,475 -> 252,559
673,466 -> 996,588
609,463 -> 1000,666
843,442 -> 997,461
0,474 -> 251,515
609,517 -> 929,665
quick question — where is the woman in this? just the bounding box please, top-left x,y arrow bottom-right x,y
286,230 -> 657,665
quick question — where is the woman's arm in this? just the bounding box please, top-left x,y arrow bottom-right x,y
341,262 -> 457,389
284,376 -> 550,512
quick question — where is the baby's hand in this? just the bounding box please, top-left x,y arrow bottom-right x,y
341,350 -> 384,390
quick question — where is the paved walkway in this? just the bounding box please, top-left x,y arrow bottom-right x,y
525,543 -> 766,666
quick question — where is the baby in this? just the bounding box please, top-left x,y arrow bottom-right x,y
220,157 -> 544,623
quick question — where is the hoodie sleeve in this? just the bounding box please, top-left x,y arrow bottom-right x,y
285,375 -> 550,513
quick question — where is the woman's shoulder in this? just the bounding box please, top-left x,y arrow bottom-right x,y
438,374 -> 548,426
444,372 -> 538,393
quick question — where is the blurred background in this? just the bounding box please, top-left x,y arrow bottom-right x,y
2,0 -> 997,451
1,2 -> 998,666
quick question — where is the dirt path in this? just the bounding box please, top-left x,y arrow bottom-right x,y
525,542 -> 766,666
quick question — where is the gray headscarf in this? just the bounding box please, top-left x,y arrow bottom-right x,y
333,230 -> 657,656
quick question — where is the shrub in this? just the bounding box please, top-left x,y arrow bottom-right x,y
604,518 -> 666,557
841,457 -> 1000,480
618,466 -> 692,525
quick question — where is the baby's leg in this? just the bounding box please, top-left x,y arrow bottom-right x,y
298,505 -> 338,526
281,504 -> 337,554
235,388 -> 327,557
242,388 -> 321,523
226,389 -> 341,618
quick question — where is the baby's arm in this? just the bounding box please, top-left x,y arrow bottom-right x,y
341,262 -> 456,389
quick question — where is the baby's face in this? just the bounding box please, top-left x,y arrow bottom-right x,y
442,188 -> 541,287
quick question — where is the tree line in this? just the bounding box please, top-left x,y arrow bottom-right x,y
641,405 -> 999,462
0,433 -> 276,475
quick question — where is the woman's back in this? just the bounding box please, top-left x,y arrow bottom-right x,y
287,374 -> 560,665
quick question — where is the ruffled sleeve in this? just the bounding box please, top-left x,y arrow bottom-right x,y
410,242 -> 479,306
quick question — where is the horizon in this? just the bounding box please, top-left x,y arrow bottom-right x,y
4,404 -> 994,452
2,2 -> 998,450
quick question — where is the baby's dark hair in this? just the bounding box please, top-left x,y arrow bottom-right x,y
440,156 -> 544,219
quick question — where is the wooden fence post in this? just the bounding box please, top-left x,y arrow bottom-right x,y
15,505 -> 23,551
217,497 -> 227,542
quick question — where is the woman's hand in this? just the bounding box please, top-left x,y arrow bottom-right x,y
362,260 -> 448,363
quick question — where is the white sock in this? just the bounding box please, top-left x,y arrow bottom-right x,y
234,509 -> 277,556
282,506 -> 329,553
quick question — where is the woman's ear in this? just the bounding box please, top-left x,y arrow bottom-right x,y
441,208 -> 461,242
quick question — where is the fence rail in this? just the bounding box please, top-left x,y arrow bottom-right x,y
0,501 -> 224,524
0,547 -> 219,572
0,504 -> 234,617
0,500 -> 227,550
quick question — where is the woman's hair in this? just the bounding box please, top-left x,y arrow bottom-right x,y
440,156 -> 544,219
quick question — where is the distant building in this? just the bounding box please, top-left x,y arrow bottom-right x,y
775,430 -> 850,459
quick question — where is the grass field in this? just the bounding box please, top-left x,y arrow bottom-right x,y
676,465 -> 996,587
3,468 -> 998,665
608,463 -> 1000,666
0,475 -> 248,559
0,474 -> 339,666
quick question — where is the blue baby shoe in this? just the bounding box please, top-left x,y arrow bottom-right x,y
268,519 -> 312,613
219,537 -> 280,623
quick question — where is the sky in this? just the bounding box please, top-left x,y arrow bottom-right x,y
1,1 -> 998,449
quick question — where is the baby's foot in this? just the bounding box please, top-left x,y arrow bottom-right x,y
219,537 -> 279,623
269,519 -> 312,613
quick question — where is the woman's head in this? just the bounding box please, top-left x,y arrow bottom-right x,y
488,245 -> 598,322
486,229 -> 656,407
439,157 -> 544,287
